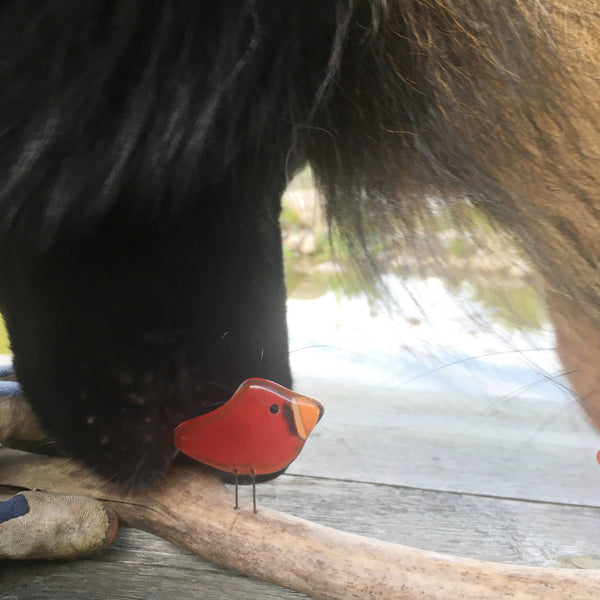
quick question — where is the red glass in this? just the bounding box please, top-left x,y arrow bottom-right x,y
174,378 -> 324,475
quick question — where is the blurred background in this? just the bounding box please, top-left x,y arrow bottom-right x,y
283,168 -> 561,402
281,169 -> 600,514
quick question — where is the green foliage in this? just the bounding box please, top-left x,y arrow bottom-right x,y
280,204 -> 303,229
0,316 -> 10,354
470,282 -> 547,332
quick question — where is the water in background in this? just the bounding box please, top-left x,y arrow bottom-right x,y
282,173 -> 568,404
287,275 -> 567,402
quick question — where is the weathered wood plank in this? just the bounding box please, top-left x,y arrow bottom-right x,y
259,475 -> 600,567
2,473 -> 599,599
289,380 -> 600,506
1,539 -> 310,600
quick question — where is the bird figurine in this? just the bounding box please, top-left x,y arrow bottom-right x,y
174,378 -> 324,511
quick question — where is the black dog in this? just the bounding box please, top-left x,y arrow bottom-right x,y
0,1 -> 596,488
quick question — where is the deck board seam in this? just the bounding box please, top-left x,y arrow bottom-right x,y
283,473 -> 600,510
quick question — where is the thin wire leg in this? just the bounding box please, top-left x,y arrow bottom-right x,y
234,469 -> 239,510
251,469 -> 257,513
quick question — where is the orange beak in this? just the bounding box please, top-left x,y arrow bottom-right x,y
291,394 -> 324,440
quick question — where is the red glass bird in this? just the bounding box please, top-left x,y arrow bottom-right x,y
174,378 -> 324,511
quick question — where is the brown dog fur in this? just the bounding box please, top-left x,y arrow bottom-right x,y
308,1 -> 600,429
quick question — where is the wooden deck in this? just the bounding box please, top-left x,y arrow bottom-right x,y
2,377 -> 600,599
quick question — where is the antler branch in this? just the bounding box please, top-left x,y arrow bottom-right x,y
1,448 -> 598,600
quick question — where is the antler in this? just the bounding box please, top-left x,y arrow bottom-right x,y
1,448 -> 598,600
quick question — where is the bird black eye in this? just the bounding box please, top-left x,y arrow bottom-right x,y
269,403 -> 279,414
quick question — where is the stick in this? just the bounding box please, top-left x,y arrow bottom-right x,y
1,448 -> 598,600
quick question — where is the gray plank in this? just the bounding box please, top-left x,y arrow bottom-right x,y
0,527 -> 310,599
258,474 -> 600,567
289,380 -> 600,506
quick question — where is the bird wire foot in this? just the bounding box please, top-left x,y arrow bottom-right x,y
233,468 -> 239,510
251,468 -> 256,513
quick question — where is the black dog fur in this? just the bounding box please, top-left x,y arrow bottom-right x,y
0,1 -> 592,488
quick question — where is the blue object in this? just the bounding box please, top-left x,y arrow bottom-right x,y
0,363 -> 22,396
0,365 -> 30,524
0,494 -> 30,524
0,380 -> 21,396
0,363 -> 13,378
